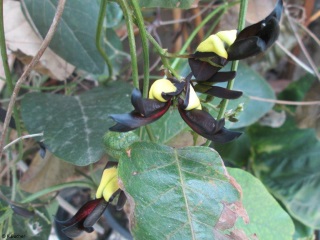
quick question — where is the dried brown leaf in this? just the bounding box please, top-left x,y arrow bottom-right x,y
20,151 -> 75,193
4,0 -> 74,80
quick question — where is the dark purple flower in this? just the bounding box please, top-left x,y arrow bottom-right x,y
56,162 -> 125,238
55,198 -> 108,238
188,0 -> 283,81
110,76 -> 242,143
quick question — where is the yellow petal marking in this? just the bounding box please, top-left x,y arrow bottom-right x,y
196,35 -> 228,59
102,176 -> 119,201
216,30 -> 237,46
149,79 -> 177,102
96,167 -> 118,199
185,85 -> 202,110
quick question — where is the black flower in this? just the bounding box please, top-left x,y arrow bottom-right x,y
109,76 -> 241,144
189,0 -> 283,81
56,163 -> 125,238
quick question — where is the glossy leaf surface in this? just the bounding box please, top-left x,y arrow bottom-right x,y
249,119 -> 320,228
228,168 -> 295,240
23,0 -> 125,74
119,142 -> 249,239
21,82 -> 132,165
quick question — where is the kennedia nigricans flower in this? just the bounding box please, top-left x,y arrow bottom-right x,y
109,75 -> 241,143
55,162 -> 125,238
189,0 -> 283,81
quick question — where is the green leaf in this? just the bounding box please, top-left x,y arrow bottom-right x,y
138,0 -> 199,9
0,186 -> 51,239
21,82 -> 133,166
248,119 -> 320,228
103,131 -> 139,160
139,109 -> 188,144
213,133 -> 251,167
278,73 -> 315,102
23,0 -> 123,74
292,219 -> 315,240
105,2 -> 123,28
228,168 -> 295,240
119,142 -> 250,239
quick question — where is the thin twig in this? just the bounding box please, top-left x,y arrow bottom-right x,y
275,41 -> 314,75
249,96 -> 320,106
3,133 -> 43,151
293,18 -> 320,47
154,1 -> 215,27
285,9 -> 320,81
0,0 -> 67,161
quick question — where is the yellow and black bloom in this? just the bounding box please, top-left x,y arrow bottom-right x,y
109,78 -> 184,132
192,71 -> 243,99
109,75 -> 241,143
177,76 -> 241,143
189,0 -> 283,81
56,162 -> 125,238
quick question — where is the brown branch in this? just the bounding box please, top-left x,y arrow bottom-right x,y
0,0 -> 67,161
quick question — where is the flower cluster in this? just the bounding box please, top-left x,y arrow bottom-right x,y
110,0 -> 283,143
110,74 -> 242,143
55,162 -> 125,238
56,1 -> 283,237
189,0 -> 283,82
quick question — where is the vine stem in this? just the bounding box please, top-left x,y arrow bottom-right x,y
21,181 -> 94,204
0,0 -> 23,182
0,0 -> 67,161
130,0 -> 150,98
171,1 -> 240,69
145,31 -> 180,79
117,0 -> 139,89
205,0 -> 248,147
96,0 -> 113,81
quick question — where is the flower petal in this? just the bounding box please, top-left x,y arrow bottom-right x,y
188,58 -> 223,81
162,79 -> 185,98
178,104 -> 241,143
131,88 -> 167,117
55,198 -> 104,227
211,127 -> 242,143
227,36 -> 267,60
83,200 -> 109,228
116,191 -> 127,211
193,71 -> 236,83
109,100 -> 171,132
62,223 -> 94,238
228,18 -> 280,60
204,86 -> 243,99
227,0 -> 283,60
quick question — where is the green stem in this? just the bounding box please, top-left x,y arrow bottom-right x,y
145,31 -> 180,79
0,0 -> 23,164
171,1 -> 239,69
217,0 -> 248,119
117,0 -> 139,88
96,0 -> 113,81
205,0 -> 248,147
145,125 -> 156,142
130,0 -> 150,98
21,181 -> 94,204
